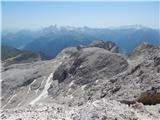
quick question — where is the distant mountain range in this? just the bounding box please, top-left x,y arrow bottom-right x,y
2,25 -> 160,58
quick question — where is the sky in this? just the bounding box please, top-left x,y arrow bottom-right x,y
1,1 -> 160,31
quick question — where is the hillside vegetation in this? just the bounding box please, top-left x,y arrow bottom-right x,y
1,45 -> 23,61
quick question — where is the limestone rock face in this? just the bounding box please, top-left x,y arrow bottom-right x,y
49,47 -> 128,105
101,43 -> 160,104
1,41 -> 160,120
89,40 -> 119,53
53,47 -> 127,85
1,53 -> 69,109
129,43 -> 160,60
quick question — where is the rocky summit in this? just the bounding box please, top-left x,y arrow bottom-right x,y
1,40 -> 160,120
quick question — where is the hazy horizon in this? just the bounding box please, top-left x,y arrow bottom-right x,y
2,24 -> 159,33
2,1 -> 159,31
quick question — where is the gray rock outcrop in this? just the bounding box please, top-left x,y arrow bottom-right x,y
101,43 -> 160,104
1,41 -> 160,120
48,46 -> 128,105
89,40 -> 119,53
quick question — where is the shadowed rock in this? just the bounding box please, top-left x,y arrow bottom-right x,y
53,47 -> 128,85
137,86 -> 160,105
89,40 -> 119,53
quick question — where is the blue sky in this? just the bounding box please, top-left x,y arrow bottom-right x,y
2,1 -> 159,30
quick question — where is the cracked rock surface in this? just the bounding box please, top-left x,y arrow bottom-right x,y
1,41 -> 160,120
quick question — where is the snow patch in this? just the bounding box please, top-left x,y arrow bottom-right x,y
69,81 -> 74,87
8,94 -> 17,104
109,42 -> 112,49
110,46 -> 117,52
35,76 -> 46,95
81,85 -> 87,90
2,93 -> 18,108
30,73 -> 53,105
